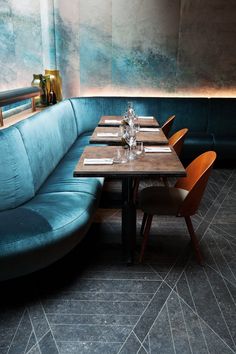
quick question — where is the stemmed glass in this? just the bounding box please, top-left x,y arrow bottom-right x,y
124,125 -> 137,160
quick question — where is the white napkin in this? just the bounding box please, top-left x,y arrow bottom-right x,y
144,146 -> 172,153
84,158 -> 114,165
104,119 -> 121,124
139,128 -> 160,132
97,132 -> 119,137
138,116 -> 154,120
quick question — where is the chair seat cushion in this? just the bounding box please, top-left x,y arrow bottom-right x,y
139,186 -> 188,215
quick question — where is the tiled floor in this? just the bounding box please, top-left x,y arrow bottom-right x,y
0,169 -> 236,354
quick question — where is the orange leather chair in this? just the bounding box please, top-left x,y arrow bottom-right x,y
139,151 -> 217,264
162,115 -> 176,137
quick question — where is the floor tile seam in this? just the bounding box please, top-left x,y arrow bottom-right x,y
178,276 -> 236,354
148,249 -> 193,293
133,331 -> 145,347
148,332 -> 151,354
46,312 -> 141,316
50,323 -> 134,328
79,270 -> 158,274
206,264 -> 236,291
43,299 -> 152,303
46,312 -> 140,317
39,300 -> 60,353
115,331 -> 139,354
221,234 -> 236,254
204,234 -> 236,286
140,287 -> 176,349
163,250 -> 192,286
211,225 -> 236,246
182,272 -> 211,354
199,185 -> 232,243
205,263 -> 236,309
25,342 -> 41,354
166,300 -> 177,354
137,347 -> 148,354
200,171 -> 235,226
116,281 -> 165,354
6,308 -> 26,354
56,340 -> 124,343
24,330 -> 33,354
27,307 -> 43,354
48,291 -> 157,294
73,277 -> 162,281
203,267 -> 236,350
176,288 -> 194,354
208,232 -> 236,284
45,297 -> 153,302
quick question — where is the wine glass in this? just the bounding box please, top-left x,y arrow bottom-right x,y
124,126 -> 137,160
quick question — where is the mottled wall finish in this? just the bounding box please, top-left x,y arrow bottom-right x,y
112,0 -> 180,93
54,0 -> 80,97
0,0 -> 43,90
176,0 -> 236,95
0,0 -> 236,97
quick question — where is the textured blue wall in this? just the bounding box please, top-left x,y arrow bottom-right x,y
0,0 -> 236,98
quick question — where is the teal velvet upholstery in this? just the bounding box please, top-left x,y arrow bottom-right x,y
0,127 -> 34,211
0,99 -> 104,281
15,100 -> 78,192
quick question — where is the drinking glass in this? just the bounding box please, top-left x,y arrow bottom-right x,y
136,141 -> 143,156
124,126 -> 137,160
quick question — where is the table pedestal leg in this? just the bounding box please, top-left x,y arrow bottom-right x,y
122,177 -> 136,264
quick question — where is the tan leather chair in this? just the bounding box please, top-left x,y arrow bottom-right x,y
162,115 -> 175,137
139,151 -> 217,264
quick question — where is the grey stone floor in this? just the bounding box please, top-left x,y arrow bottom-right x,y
0,169 -> 236,354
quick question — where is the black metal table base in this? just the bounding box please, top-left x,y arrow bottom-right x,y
122,177 -> 137,264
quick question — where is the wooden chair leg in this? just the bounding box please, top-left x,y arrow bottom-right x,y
140,213 -> 148,237
139,214 -> 153,263
185,216 -> 204,265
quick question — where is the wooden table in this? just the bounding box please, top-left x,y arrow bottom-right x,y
90,126 -> 168,145
74,146 -> 186,263
98,115 -> 159,128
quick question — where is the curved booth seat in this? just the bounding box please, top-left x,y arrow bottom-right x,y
0,99 -> 104,281
0,96 -> 235,281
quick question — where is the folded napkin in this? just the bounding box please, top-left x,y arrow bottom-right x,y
138,116 -> 154,120
139,128 -> 160,132
104,119 -> 121,124
97,132 -> 119,137
84,158 -> 113,165
144,146 -> 172,153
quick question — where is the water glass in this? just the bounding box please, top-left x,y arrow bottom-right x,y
136,141 -> 143,156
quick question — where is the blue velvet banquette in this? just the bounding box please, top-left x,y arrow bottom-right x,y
0,96 -> 235,281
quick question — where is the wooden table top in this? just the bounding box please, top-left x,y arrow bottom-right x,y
89,126 -> 168,145
73,146 -> 186,178
98,115 -> 159,127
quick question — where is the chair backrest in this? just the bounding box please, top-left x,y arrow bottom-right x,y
168,128 -> 188,157
162,115 -> 175,137
175,151 -> 217,216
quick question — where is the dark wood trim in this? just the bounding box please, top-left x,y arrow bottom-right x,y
0,108 -> 3,127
